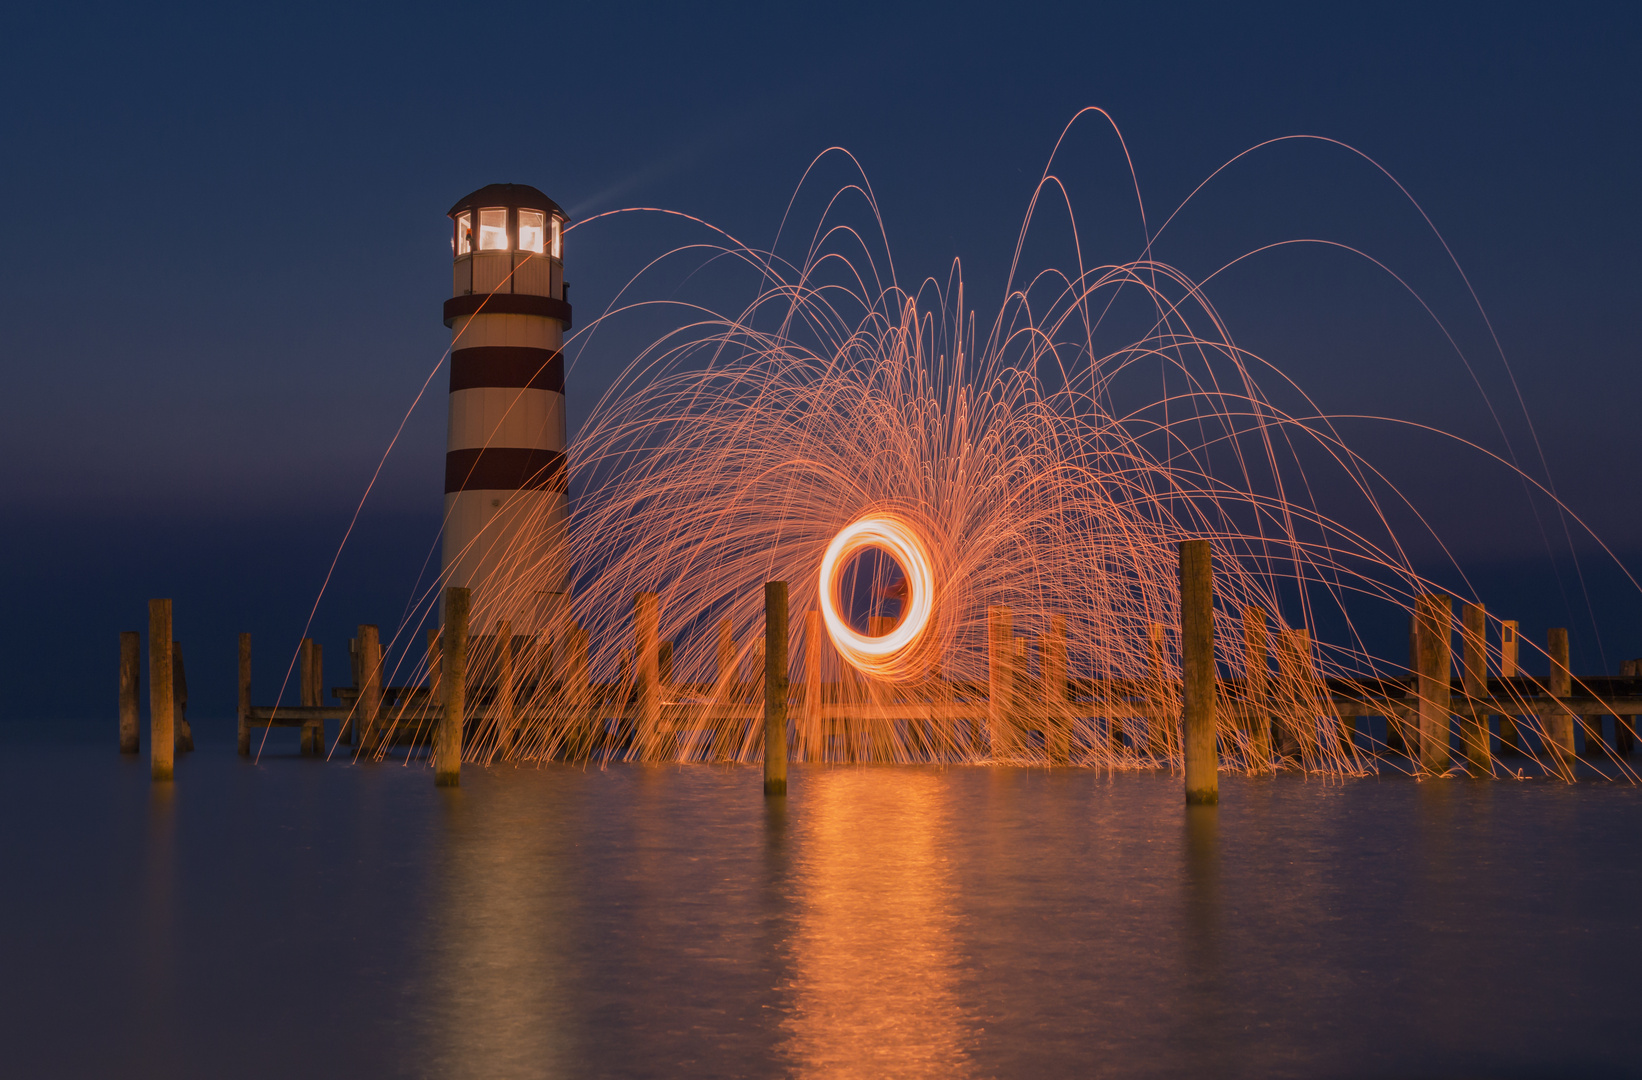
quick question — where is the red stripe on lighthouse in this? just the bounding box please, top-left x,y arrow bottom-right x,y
444,447 -> 567,494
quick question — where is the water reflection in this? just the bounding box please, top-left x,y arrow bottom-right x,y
1178,804 -> 1226,1068
140,784 -> 177,1066
14,735 -> 1642,1080
426,781 -> 575,1078
780,771 -> 972,1078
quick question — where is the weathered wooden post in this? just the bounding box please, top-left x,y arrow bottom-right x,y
1273,628 -> 1305,760
171,640 -> 193,752
1460,601 -> 1490,774
148,599 -> 174,782
357,624 -> 381,756
1007,617 -> 1024,755
299,639 -> 319,756
496,620 -> 516,755
1181,541 -> 1218,804
1297,629 -> 1326,756
709,619 -> 735,759
716,620 -> 735,694
343,637 -> 359,746
1619,658 -> 1639,757
1043,615 -> 1070,765
987,605 -> 1013,758
1147,622 -> 1172,761
764,581 -> 789,796
237,633 -> 251,755
1415,594 -> 1453,775
437,587 -> 469,787
426,626 -> 442,737
874,626 -> 898,759
1241,606 -> 1272,768
633,592 -> 661,759
119,631 -> 141,754
933,662 -> 955,759
1546,627 -> 1575,773
1580,704 -> 1605,757
1103,673 -> 1125,755
804,610 -> 822,762
309,641 -> 323,753
1393,611 -> 1418,758
1498,620 -> 1521,754
565,621 -> 591,757
1577,646 -> 1604,756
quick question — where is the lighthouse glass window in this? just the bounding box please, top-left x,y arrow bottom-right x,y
478,209 -> 508,251
455,213 -> 472,255
518,209 -> 546,254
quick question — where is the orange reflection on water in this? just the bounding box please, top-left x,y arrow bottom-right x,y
781,770 -> 972,1078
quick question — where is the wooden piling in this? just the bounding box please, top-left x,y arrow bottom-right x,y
987,605 -> 1013,758
1577,644 -> 1603,756
1105,682 -> 1126,755
310,642 -> 323,752
633,593 -> 661,758
343,637 -> 358,745
1619,659 -> 1638,757
437,588 -> 469,786
1580,709 -> 1605,757
172,640 -> 193,752
1546,627 -> 1575,772
716,620 -> 735,693
357,625 -> 381,756
712,619 -> 736,761
299,639 -> 319,756
869,616 -> 898,762
1043,615 -> 1070,765
1393,612 -> 1417,758
1498,620 -> 1521,754
804,610 -> 822,763
1584,708 -> 1608,758
933,662 -> 955,759
119,631 -> 141,754
1241,606 -> 1272,768
1273,629 -> 1306,760
1415,594 -> 1453,775
421,627 -> 441,752
566,622 -> 591,757
496,621 -> 516,754
1460,601 -> 1490,775
763,581 -> 788,796
1147,622 -> 1172,761
1004,620 -> 1023,755
1297,630 -> 1326,756
237,633 -> 251,755
1181,540 -> 1218,804
148,599 -> 174,782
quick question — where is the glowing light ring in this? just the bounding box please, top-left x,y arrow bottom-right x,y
819,513 -> 937,681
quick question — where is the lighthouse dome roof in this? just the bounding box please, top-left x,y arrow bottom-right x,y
448,183 -> 567,222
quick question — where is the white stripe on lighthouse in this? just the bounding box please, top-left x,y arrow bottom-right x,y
446,388 -> 566,453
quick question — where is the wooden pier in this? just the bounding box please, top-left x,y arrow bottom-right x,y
127,570 -> 1642,784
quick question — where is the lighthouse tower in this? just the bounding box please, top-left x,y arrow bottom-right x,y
441,184 -> 571,633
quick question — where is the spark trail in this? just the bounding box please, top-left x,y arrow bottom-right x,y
350,119 -> 1635,780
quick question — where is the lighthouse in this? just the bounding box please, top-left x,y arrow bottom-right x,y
441,184 -> 571,634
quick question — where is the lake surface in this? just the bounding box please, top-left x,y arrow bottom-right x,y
4,719 -> 1641,1079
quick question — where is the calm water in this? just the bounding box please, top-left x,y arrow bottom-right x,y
4,720 -> 1641,1079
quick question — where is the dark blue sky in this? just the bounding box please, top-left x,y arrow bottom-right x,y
2,2 -> 1638,717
